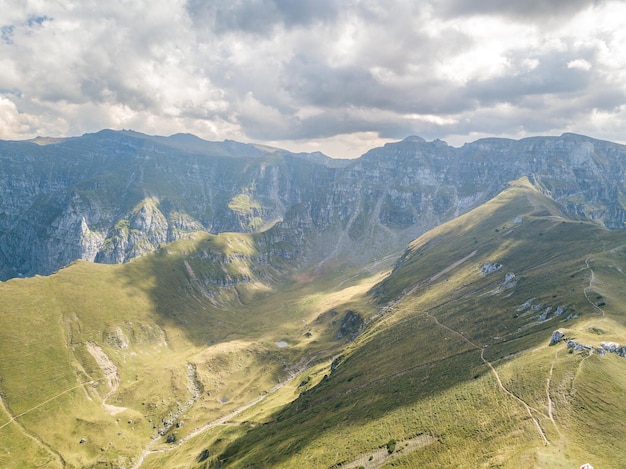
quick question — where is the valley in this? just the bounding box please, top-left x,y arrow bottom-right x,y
0,133 -> 625,468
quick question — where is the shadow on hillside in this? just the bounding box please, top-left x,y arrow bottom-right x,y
215,319 -> 561,467
114,181 -> 617,465
115,225 -> 331,353
214,207 -> 618,466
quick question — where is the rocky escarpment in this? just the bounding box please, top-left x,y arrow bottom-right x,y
0,130 -> 625,280
0,130 -> 341,279
549,330 -> 626,358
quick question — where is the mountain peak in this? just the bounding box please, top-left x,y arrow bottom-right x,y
402,135 -> 426,143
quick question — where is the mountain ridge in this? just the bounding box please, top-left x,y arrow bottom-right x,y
0,170 -> 625,467
0,130 -> 624,281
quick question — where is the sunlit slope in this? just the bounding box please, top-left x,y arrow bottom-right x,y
0,230 -> 385,468
213,178 -> 626,468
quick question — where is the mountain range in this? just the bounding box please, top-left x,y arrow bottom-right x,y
1,130 -> 624,280
0,131 -> 625,468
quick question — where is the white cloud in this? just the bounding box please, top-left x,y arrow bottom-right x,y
0,95 -> 31,138
567,59 -> 592,71
1,0 -> 626,155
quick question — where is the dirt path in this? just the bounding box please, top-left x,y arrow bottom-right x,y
546,351 -> 556,426
428,250 -> 477,283
0,380 -> 97,432
583,257 -> 605,317
400,250 -> 478,300
134,248 -> 536,466
375,250 -> 480,325
426,313 -> 550,446
0,379 -> 102,468
480,349 -> 549,445
0,394 -> 66,467
574,349 -> 593,384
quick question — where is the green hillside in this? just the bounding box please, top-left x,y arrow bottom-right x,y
1,177 -> 625,468
0,229 -> 386,468
206,178 -> 626,468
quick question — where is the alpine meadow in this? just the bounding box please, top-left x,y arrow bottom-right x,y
1,130 -> 625,468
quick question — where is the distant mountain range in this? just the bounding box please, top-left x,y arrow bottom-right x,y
1,131 -> 625,467
1,130 -> 624,280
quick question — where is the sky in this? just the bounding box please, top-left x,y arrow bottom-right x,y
1,0 -> 625,158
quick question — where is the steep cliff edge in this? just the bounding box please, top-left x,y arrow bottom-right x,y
0,130 -> 624,279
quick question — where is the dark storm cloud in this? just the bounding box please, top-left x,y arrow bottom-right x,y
239,105 -> 416,141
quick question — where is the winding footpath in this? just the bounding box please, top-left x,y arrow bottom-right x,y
380,249 -> 550,446
583,257 -> 606,317
0,380 -> 98,432
546,351 -> 557,428
426,312 -> 550,446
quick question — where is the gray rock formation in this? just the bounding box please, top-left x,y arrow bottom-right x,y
549,330 -> 565,346
1,130 -> 625,280
335,310 -> 364,341
601,342 -> 626,358
561,338 -> 626,358
566,339 -> 592,353
481,263 -> 503,275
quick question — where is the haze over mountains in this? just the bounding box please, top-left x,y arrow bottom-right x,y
1,130 -> 624,280
0,131 -> 625,468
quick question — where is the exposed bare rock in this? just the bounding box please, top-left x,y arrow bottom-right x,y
549,330 -> 565,346
335,311 -> 364,341
566,339 -> 591,353
481,262 -> 502,275
601,342 -> 626,358
103,327 -> 129,349
2,131 -> 626,280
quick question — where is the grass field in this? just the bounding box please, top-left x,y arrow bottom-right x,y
1,178 -> 625,468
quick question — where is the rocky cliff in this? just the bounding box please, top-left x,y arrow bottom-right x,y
0,130 -> 624,279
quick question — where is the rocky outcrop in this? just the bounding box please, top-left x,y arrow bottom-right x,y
551,331 -> 626,358
335,311 -> 365,341
1,130 -> 625,280
481,263 -> 503,275
519,300 -> 568,323
549,330 -> 565,346
600,342 -> 626,358
566,339 -> 594,354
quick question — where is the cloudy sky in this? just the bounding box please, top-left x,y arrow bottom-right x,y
1,1 -> 625,158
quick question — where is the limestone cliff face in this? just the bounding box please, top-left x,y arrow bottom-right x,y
0,130 -> 624,280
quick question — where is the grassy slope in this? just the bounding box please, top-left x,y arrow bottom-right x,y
209,178 -> 626,468
0,230 -> 385,468
1,177 -> 625,468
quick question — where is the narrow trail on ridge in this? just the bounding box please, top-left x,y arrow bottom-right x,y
363,248 -> 549,446
546,351 -> 558,428
0,380 -> 98,432
425,312 -> 550,446
583,257 -> 606,317
135,246 -> 557,466
0,395 -> 67,467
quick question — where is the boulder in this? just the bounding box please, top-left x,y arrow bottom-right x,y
549,330 -> 565,346
480,262 -> 502,275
